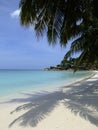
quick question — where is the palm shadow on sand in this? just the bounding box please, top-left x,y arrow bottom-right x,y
3,77 -> 98,128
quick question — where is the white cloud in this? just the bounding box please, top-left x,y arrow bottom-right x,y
10,9 -> 20,18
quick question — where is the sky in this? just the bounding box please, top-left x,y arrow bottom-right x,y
0,0 -> 70,69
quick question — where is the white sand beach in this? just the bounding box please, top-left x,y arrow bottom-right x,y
0,71 -> 98,130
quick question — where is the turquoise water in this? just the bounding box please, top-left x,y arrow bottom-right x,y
0,70 -> 92,100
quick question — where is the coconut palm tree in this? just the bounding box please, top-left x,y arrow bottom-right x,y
19,0 -> 98,66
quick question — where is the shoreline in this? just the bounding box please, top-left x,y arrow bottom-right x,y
0,71 -> 98,130
62,70 -> 96,88
0,70 -> 94,102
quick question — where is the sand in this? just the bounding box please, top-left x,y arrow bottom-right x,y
0,71 -> 98,130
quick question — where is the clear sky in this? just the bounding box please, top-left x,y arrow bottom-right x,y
0,0 -> 70,69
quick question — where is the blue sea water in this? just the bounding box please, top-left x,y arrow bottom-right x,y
0,70 -> 92,100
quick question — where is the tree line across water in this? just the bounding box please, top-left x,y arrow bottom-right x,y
46,57 -> 98,71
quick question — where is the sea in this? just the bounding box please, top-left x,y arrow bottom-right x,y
0,70 -> 92,100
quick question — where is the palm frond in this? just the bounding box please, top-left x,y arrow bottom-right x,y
19,0 -> 98,66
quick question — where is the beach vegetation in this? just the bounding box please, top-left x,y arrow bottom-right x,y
46,57 -> 98,71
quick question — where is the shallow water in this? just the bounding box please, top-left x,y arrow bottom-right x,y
0,70 -> 92,100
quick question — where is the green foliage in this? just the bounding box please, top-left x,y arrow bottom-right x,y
60,57 -> 98,70
94,60 -> 98,69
